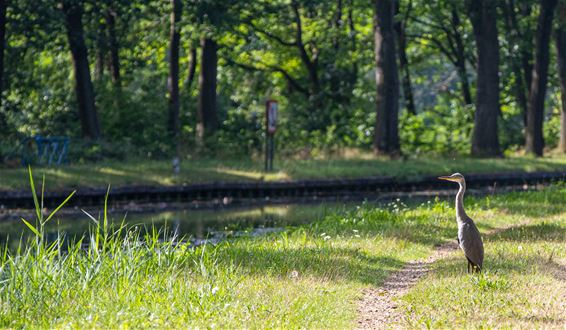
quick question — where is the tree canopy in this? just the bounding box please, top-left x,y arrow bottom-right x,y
0,0 -> 565,162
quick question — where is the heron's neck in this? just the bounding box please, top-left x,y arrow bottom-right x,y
456,181 -> 468,221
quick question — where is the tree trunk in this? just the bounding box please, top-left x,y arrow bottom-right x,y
451,7 -> 473,106
556,0 -> 566,152
186,44 -> 197,91
106,7 -> 120,84
373,0 -> 400,156
63,1 -> 101,139
0,0 -> 6,109
329,0 -> 344,99
333,0 -> 342,50
395,1 -> 416,115
503,0 -> 532,127
291,1 -> 320,96
519,2 -> 534,102
467,0 -> 500,157
525,0 -> 558,156
196,37 -> 218,141
502,0 -> 529,126
167,0 -> 181,140
94,9 -> 106,81
347,0 -> 358,85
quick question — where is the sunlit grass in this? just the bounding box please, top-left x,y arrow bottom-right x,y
400,223 -> 565,328
1,154 -> 566,190
0,171 -> 564,327
215,167 -> 289,181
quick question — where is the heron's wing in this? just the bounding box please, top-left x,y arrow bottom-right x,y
458,221 -> 484,267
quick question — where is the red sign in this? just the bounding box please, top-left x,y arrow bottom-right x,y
266,100 -> 278,134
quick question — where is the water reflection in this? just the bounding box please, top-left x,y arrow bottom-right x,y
0,185 -> 532,249
0,202 -> 354,249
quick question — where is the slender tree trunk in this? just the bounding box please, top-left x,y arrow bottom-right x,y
106,7 -> 120,84
167,0 -> 181,139
451,7 -> 473,106
196,37 -> 218,141
0,0 -> 6,109
373,0 -> 400,156
525,0 -> 558,156
519,2 -> 534,101
95,11 -> 106,81
347,0 -> 358,85
467,0 -> 501,157
333,0 -> 342,50
329,0 -> 343,99
556,0 -> 566,152
63,1 -> 100,139
186,44 -> 197,91
503,0 -> 529,126
291,1 -> 320,96
395,1 -> 416,115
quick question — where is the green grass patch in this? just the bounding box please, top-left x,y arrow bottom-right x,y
0,173 -> 564,327
1,154 -> 566,190
400,219 -> 565,328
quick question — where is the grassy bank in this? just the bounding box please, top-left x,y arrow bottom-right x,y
2,154 -> 566,190
0,184 -> 564,327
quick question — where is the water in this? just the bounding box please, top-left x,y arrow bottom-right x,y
0,184 -> 535,249
0,201 -> 361,249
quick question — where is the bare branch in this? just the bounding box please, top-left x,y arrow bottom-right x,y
409,15 -> 446,32
245,20 -> 296,47
408,34 -> 458,65
291,0 -> 320,91
226,58 -> 310,96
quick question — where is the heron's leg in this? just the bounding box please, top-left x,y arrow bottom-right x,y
473,264 -> 481,273
466,257 -> 473,274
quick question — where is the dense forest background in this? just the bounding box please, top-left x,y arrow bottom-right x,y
0,0 -> 565,162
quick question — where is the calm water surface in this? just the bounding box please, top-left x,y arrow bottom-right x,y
0,200 -> 388,248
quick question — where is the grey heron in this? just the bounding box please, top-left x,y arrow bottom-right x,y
438,173 -> 484,273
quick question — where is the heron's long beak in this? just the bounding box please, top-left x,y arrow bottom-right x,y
438,176 -> 456,182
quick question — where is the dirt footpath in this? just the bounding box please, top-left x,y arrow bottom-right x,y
356,241 -> 459,329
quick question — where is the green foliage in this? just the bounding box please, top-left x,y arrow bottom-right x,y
400,96 -> 474,156
0,0 -> 565,162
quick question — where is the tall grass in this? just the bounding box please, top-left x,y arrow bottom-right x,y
1,168 -> 225,327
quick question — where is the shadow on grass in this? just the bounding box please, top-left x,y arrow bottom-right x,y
217,219 -> 563,286
1,161 -> 264,190
218,244 -> 405,286
284,156 -> 566,180
484,186 -> 566,218
488,222 -> 565,243
431,251 -> 566,284
216,217 -> 468,286
430,221 -> 566,280
381,222 -> 462,247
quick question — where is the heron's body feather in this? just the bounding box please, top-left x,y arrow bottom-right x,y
458,219 -> 484,268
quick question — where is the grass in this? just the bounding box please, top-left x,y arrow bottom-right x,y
0,172 -> 564,327
400,217 -> 566,328
1,153 -> 566,190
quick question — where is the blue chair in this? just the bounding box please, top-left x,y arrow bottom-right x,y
21,135 -> 69,166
